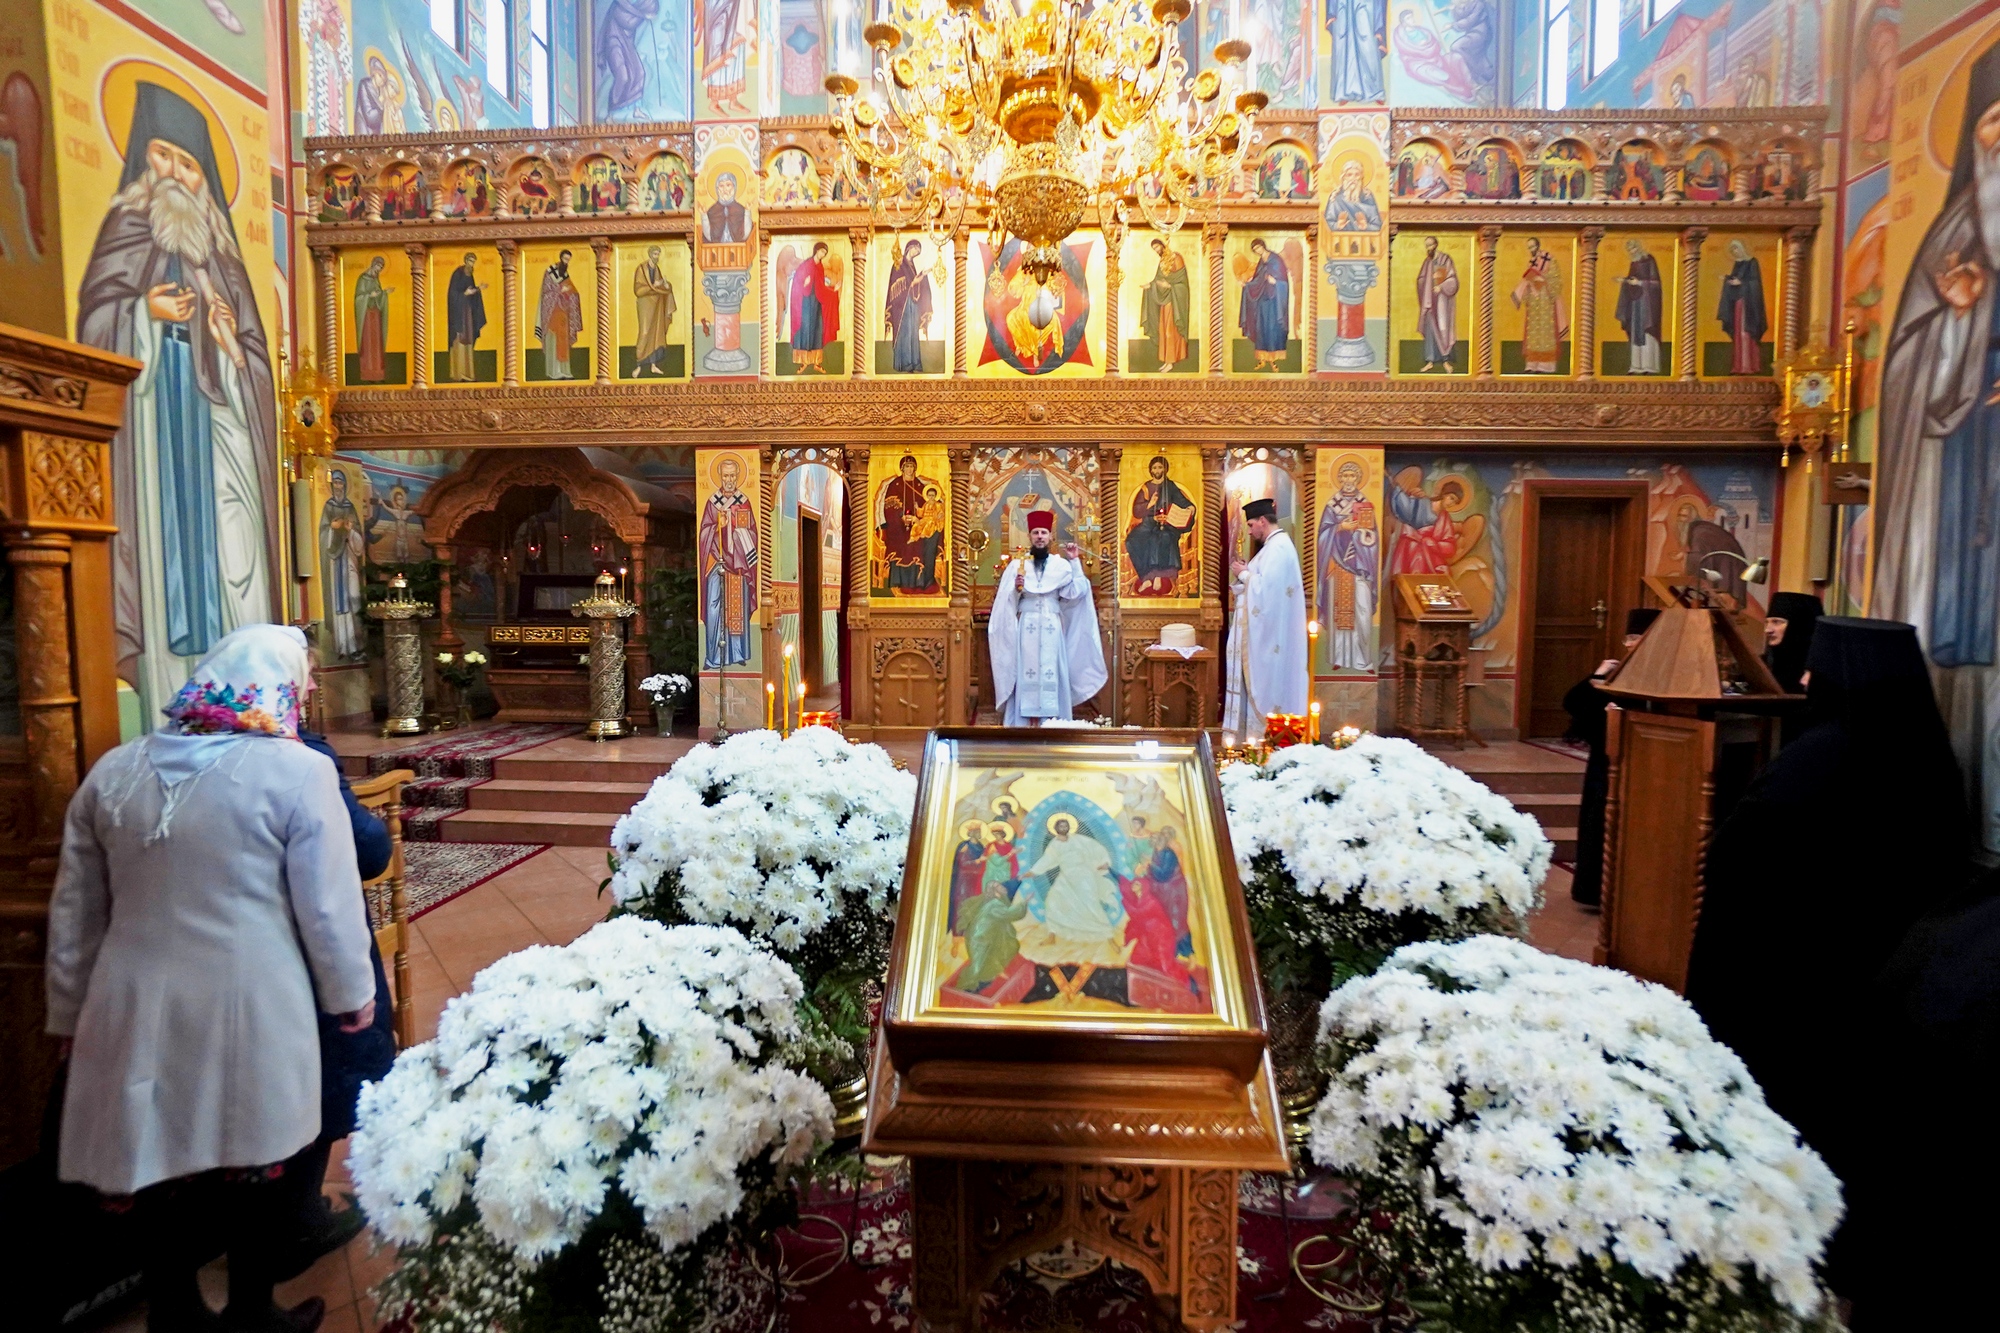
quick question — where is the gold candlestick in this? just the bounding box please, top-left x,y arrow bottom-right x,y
366,574 -> 435,737
572,571 -> 638,740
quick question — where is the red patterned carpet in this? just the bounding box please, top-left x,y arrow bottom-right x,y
367,724 -> 579,841
734,1163 -> 1374,1332
402,842 -> 549,918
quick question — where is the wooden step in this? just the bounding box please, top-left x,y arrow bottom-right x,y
469,779 -> 654,814
440,807 -> 622,847
1508,791 -> 1583,827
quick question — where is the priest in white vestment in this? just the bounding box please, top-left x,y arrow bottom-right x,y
989,510 -> 1108,725
1223,497 -> 1310,739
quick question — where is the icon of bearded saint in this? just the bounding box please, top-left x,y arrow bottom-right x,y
76,81 -> 280,721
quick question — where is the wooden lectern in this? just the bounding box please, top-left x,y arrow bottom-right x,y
1594,603 -> 1796,992
1392,574 -> 1477,745
868,729 -> 1288,1332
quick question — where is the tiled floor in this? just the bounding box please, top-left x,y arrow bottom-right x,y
78,771 -> 1598,1333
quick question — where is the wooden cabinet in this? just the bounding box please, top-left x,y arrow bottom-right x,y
1595,605 -> 1791,992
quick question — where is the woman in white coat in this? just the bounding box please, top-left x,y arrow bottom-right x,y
45,624 -> 376,1333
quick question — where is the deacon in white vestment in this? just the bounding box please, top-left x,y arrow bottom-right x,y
1223,496 -> 1310,739
989,510 -> 1109,725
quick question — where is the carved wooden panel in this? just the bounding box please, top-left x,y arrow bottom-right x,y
22,433 -> 111,529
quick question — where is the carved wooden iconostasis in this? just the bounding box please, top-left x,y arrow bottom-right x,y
302,108 -> 1826,738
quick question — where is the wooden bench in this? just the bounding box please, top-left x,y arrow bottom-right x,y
350,768 -> 417,1047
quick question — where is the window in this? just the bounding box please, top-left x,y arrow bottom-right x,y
1649,0 -> 1681,22
485,0 -> 512,97
1545,0 -> 1570,108
428,0 -> 461,50
530,0 -> 551,127
1590,0 -> 1620,79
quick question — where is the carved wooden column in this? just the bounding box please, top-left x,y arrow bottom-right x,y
592,236 -> 614,385
1205,223 -> 1227,377
760,445 -> 779,680
7,532 -> 77,873
1096,444 -> 1123,721
406,243 -> 431,389
850,227 -> 871,376
1781,226 -> 1813,361
1305,228 -> 1320,373
498,240 -> 522,387
1678,227 -> 1707,381
312,246 -> 339,378
845,445 -> 874,729
953,227 -> 970,378
1103,221 -> 1125,376
947,446 -> 973,725
1297,447 -> 1316,641
1577,226 -> 1604,379
1473,225 -> 1500,379
758,229 -> 774,379
1200,443 -> 1226,650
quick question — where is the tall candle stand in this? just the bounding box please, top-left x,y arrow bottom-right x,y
573,570 -> 639,740
367,574 -> 435,737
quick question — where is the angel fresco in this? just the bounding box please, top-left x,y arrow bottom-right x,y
775,241 -> 844,374
1386,463 -> 1503,637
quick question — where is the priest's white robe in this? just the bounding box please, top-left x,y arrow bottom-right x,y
1223,529 -> 1310,738
989,552 -> 1108,725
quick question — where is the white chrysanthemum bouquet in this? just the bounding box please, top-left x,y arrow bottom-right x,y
1221,735 -> 1552,997
606,727 -> 918,1079
350,919 -> 833,1333
1309,936 -> 1843,1333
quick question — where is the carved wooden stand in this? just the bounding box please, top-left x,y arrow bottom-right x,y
910,1159 -> 1238,1333
1144,646 -> 1217,730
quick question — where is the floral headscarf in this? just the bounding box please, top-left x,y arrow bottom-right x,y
162,623 -> 311,739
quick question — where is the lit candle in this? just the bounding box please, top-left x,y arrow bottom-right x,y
767,682 -> 776,732
1310,700 -> 1322,743
797,681 -> 807,733
619,566 -> 628,602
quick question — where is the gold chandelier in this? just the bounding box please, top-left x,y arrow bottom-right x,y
825,0 -> 1264,285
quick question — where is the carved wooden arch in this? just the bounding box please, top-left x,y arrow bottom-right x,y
416,447 -> 653,548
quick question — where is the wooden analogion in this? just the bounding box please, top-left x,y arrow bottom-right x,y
1595,603 -> 1795,991
868,728 -> 1287,1331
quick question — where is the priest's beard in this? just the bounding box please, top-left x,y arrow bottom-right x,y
112,170 -> 239,267
1031,547 -> 1049,570
1978,133 -> 2000,267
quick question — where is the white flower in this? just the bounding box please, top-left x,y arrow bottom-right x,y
1221,736 -> 1551,927
350,920 -> 834,1266
1309,936 -> 1841,1320
606,727 -> 916,959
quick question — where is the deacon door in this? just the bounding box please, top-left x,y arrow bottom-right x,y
1517,483 -> 1647,738
800,511 -> 824,697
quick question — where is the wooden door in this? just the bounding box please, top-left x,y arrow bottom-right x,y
799,512 -> 823,695
1525,498 -> 1622,737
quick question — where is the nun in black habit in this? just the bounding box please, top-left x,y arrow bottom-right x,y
1685,617 -> 1972,1300
1561,607 -> 1658,906
1841,866 -> 2000,1328
1761,591 -> 1822,743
